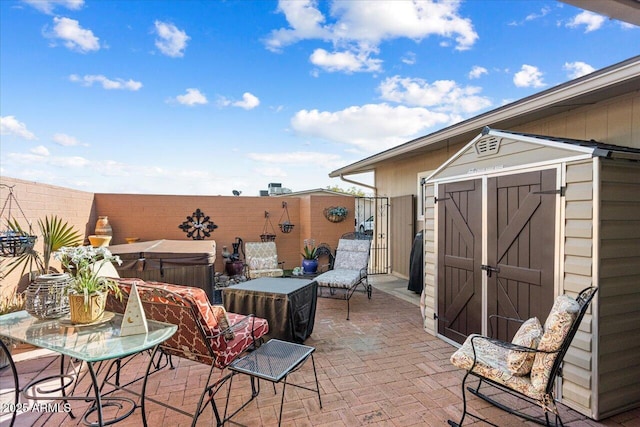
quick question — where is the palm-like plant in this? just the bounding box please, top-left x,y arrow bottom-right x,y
6,215 -> 83,277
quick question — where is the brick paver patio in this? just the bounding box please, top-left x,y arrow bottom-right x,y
2,277 -> 639,426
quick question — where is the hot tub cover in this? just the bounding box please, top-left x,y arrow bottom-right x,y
109,239 -> 216,270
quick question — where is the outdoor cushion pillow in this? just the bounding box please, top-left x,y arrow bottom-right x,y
506,317 -> 543,376
530,295 -> 580,390
249,255 -> 277,270
211,305 -> 235,340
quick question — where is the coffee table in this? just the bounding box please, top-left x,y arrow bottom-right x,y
0,310 -> 176,427
223,277 -> 317,343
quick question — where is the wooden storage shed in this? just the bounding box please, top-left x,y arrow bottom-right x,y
421,127 -> 640,420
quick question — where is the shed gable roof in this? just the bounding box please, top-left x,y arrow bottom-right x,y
426,128 -> 640,183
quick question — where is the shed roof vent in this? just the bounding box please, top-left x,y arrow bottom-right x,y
475,136 -> 501,157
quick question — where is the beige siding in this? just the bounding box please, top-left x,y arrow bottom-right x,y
514,91 -> 640,148
422,183 -> 436,334
595,159 -> 640,419
561,160 -> 596,416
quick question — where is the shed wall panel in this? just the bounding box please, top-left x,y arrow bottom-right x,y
596,159 -> 640,419
560,160 -> 596,416
423,183 -> 436,334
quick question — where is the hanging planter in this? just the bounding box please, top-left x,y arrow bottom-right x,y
278,201 -> 295,234
323,206 -> 349,223
260,211 -> 276,242
0,184 -> 37,257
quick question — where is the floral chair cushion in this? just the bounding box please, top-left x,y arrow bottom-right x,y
107,278 -> 269,369
332,239 -> 370,271
530,295 -> 580,390
245,242 -> 283,279
506,317 -> 543,376
248,255 -> 277,270
450,334 -> 545,401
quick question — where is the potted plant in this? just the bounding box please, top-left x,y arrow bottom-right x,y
6,216 -> 83,319
54,246 -> 122,324
301,239 -> 318,274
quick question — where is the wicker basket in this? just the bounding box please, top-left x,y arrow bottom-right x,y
25,273 -> 72,319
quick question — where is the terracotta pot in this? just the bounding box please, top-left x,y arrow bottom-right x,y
95,216 -> 112,236
69,293 -> 106,324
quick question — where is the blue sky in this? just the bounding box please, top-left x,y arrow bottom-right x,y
1,0 -> 637,196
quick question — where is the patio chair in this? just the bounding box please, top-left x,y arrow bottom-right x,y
447,286 -> 598,427
105,278 -> 269,427
244,241 -> 284,279
315,242 -> 335,273
315,238 -> 372,320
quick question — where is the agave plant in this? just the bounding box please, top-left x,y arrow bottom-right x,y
6,215 -> 83,278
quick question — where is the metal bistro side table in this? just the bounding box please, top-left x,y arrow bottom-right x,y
0,310 -> 176,427
228,339 -> 322,426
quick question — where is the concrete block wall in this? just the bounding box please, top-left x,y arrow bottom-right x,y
1,176 -> 357,297
1,177 -> 95,295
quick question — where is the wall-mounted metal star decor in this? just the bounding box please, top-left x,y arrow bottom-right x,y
178,208 -> 218,240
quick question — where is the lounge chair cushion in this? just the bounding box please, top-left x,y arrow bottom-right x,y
506,317 -> 543,376
531,295 -> 580,390
315,269 -> 362,289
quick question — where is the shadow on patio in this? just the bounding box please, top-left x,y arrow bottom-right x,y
2,276 -> 639,426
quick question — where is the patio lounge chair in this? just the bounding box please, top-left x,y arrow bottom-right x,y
244,241 -> 284,279
105,278 -> 269,426
315,238 -> 372,320
447,286 -> 598,427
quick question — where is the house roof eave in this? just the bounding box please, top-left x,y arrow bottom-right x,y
329,55 -> 640,179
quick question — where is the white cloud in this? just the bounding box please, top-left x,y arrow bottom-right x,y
173,88 -> 208,106
22,0 -> 83,14
513,64 -> 545,88
290,103 -> 453,153
0,116 -> 37,140
563,61 -> 595,79
468,65 -> 488,79
30,145 -> 50,156
378,76 -> 492,114
154,21 -> 190,57
233,92 -> 260,110
401,51 -> 416,65
248,151 -> 344,169
310,48 -> 382,73
48,17 -> 100,53
265,0 -> 478,73
525,6 -> 551,22
53,133 -> 83,146
69,74 -> 142,91
566,11 -> 606,33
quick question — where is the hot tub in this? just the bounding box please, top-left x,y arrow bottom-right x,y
108,239 -> 217,302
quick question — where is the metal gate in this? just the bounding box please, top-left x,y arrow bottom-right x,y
355,196 -> 390,274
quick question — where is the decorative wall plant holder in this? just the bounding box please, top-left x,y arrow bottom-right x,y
0,184 -> 37,257
261,211 -> 277,242
278,202 -> 295,234
323,206 -> 348,223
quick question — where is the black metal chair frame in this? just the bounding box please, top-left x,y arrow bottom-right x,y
105,285 -> 266,427
448,287 -> 598,427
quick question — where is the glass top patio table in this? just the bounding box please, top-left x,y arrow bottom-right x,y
0,310 -> 177,363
